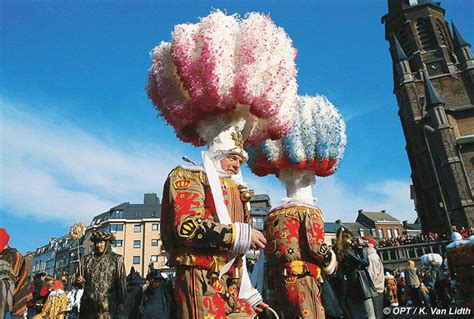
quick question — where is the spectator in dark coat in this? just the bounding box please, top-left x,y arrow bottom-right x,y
335,228 -> 377,319
140,267 -> 176,319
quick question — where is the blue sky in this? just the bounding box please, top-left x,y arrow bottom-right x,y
1,0 -> 472,254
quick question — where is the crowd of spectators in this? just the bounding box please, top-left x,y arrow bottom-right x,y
384,261 -> 456,310
375,226 -> 472,248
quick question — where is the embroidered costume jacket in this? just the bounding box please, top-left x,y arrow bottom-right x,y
39,290 -> 68,319
264,203 -> 336,318
79,250 -> 126,319
161,166 -> 254,318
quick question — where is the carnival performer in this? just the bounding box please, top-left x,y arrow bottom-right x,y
384,273 -> 399,307
75,231 -> 126,319
146,10 -> 298,318
33,281 -> 68,319
246,95 -> 346,318
0,228 -> 31,319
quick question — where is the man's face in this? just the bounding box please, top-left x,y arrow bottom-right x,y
220,154 -> 243,174
95,240 -> 106,253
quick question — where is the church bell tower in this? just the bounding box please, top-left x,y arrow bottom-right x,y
382,0 -> 474,234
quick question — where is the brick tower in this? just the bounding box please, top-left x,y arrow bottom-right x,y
382,0 -> 473,234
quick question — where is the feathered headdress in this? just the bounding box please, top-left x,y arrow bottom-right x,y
247,95 -> 346,177
146,10 -> 298,149
247,95 -> 346,205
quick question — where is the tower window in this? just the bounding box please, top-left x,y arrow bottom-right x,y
396,28 -> 413,56
435,21 -> 447,46
416,19 -> 436,51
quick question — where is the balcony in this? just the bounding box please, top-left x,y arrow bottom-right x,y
377,240 -> 448,270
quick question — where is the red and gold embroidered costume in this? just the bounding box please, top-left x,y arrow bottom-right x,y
264,203 -> 336,318
385,275 -> 399,306
161,166 -> 255,318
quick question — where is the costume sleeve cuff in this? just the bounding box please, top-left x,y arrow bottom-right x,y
243,289 -> 263,308
231,223 -> 251,256
323,250 -> 337,275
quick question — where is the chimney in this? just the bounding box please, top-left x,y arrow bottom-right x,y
144,193 -> 159,205
358,209 -> 363,214
381,210 -> 386,213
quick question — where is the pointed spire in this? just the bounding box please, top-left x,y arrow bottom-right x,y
392,34 -> 408,61
422,70 -> 445,107
451,21 -> 470,48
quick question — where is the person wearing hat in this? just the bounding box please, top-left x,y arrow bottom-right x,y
139,264 -> 175,319
246,95 -> 346,319
146,9 -> 301,317
160,127 -> 268,318
384,272 -> 399,307
74,230 -> 126,319
0,228 -> 32,319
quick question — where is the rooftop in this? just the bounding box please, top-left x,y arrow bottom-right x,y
91,193 -> 161,225
358,210 -> 400,223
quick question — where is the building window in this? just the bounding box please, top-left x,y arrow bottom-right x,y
111,210 -> 124,219
387,228 -> 392,239
396,27 -> 413,56
152,223 -> 159,231
133,256 -> 140,264
394,228 -> 399,238
150,255 -> 158,262
105,224 -> 124,233
151,239 -> 159,246
378,228 -> 383,239
416,18 -> 436,51
251,217 -> 265,230
133,240 -> 141,248
114,240 -> 123,247
134,225 -> 141,233
435,21 -> 447,46
359,229 -> 365,237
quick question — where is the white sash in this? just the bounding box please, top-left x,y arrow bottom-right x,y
201,151 -> 261,306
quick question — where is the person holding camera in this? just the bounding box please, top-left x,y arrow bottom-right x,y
335,228 -> 377,319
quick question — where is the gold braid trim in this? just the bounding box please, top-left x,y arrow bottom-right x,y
168,166 -> 209,185
269,205 -> 324,222
168,166 -> 241,189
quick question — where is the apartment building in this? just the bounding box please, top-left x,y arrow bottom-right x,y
84,193 -> 164,276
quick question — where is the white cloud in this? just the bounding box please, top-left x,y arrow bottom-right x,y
0,102 -> 178,224
247,174 -> 417,223
1,100 -> 417,227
